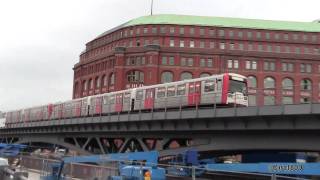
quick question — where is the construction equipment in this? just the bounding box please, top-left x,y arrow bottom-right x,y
41,151 -> 165,180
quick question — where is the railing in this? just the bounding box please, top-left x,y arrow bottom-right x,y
12,155 -> 314,180
4,84 -> 320,127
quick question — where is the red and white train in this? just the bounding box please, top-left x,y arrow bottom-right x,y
5,73 -> 248,127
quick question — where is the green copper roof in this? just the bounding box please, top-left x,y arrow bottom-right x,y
124,14 -> 320,32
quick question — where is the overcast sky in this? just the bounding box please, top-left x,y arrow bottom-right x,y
0,0 -> 319,111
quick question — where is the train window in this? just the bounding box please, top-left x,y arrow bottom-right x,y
167,86 -> 176,97
136,90 -> 143,100
116,94 -> 123,103
189,84 -> 195,93
124,93 -> 131,103
103,96 -> 108,104
217,79 -> 222,91
204,80 -> 215,92
109,95 -> 115,104
177,84 -> 186,95
157,87 -> 166,98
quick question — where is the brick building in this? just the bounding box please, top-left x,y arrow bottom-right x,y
73,14 -> 320,106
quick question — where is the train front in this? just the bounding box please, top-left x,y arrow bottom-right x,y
225,73 -> 248,107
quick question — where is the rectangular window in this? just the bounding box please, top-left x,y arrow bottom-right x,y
227,60 -> 233,69
245,60 -> 257,70
229,30 -> 234,38
227,60 -> 238,69
230,43 -> 235,50
303,34 -> 308,41
209,29 -> 215,36
306,64 -> 312,73
264,96 -> 275,105
275,33 -> 280,40
266,32 -> 270,39
282,63 -> 287,72
312,35 -> 317,42
143,27 -> 148,34
200,28 -> 205,36
258,44 -> 263,51
200,41 -> 205,48
295,47 -> 300,54
169,57 -> 174,65
169,27 -> 175,34
207,59 -> 213,67
180,40 -> 185,47
256,32 -> 261,39
293,34 -> 298,41
209,41 -> 214,48
177,84 -> 186,95
130,29 -> 133,36
152,27 -> 157,34
218,29 -> 225,37
160,26 -> 166,34
264,61 -> 275,71
276,46 -> 281,53
284,34 -> 289,40
238,31 -> 243,38
247,31 -> 252,39
200,58 -> 205,67
167,86 -> 176,97
170,39 -> 175,47
267,45 -> 272,52
190,40 -> 195,48
248,43 -> 253,51
204,80 -> 215,92
304,47 -> 309,54
188,58 -> 193,66
181,57 -> 186,66
162,57 -> 167,65
190,27 -> 194,35
239,43 -> 244,50
220,42 -> 225,49
157,87 -> 166,98
179,27 -> 184,35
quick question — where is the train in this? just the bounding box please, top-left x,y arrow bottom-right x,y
5,73 -> 248,127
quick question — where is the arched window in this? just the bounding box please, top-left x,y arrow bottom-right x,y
102,75 -> 107,87
89,79 -> 93,89
95,76 -> 100,88
282,78 -> 293,90
82,80 -> 87,91
180,72 -> 192,80
161,71 -> 173,83
200,73 -> 210,78
248,75 -> 257,88
264,77 -> 275,89
74,82 -> 79,94
300,79 -> 312,90
109,73 -> 115,85
127,70 -> 144,83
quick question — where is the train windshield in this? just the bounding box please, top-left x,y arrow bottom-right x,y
229,80 -> 247,94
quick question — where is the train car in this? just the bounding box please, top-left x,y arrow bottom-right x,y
28,105 -> 51,122
52,102 -> 64,120
134,73 -> 247,111
100,89 -> 136,115
5,110 -> 23,127
61,97 -> 89,118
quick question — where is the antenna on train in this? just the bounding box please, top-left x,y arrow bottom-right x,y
150,0 -> 154,16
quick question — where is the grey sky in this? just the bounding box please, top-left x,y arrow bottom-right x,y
0,0 -> 319,111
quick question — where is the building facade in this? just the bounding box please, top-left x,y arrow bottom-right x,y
73,14 -> 320,106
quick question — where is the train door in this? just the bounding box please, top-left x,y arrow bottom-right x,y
95,96 -> 102,114
188,81 -> 201,106
145,88 -> 155,109
115,93 -> 123,112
